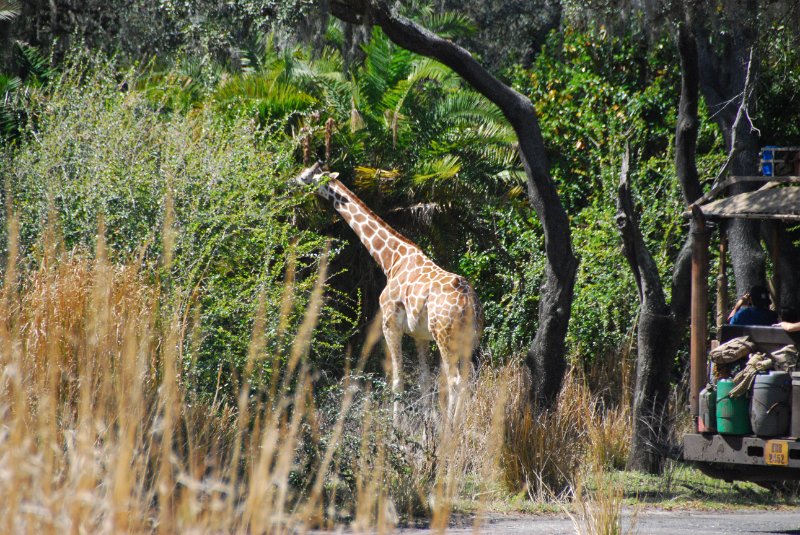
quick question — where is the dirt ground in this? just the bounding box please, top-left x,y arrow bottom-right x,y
395,509 -> 800,534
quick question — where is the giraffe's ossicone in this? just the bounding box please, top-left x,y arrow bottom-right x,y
296,163 -> 483,421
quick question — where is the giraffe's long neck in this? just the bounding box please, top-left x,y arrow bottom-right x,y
318,179 -> 422,276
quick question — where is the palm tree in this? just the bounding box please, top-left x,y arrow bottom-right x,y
209,20 -> 531,354
1,41 -> 53,140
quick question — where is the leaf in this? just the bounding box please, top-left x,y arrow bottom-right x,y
412,155 -> 462,184
353,166 -> 401,189
0,0 -> 20,21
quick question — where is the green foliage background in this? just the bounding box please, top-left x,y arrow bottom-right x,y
3,7 -> 800,394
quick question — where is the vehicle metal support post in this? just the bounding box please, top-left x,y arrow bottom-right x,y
716,237 -> 728,331
690,205 -> 710,426
770,224 -> 781,310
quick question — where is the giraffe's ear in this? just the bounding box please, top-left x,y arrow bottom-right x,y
328,172 -> 339,179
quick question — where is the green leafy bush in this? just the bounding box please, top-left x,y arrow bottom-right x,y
1,56 -> 355,398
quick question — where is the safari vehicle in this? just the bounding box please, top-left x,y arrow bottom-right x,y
682,149 -> 800,482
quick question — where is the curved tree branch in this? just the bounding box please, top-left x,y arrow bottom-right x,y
616,147 -> 669,318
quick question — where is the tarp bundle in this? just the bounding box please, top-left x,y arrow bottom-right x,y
771,344 -> 798,372
709,336 -> 755,364
729,353 -> 772,397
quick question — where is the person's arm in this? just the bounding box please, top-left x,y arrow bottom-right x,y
728,293 -> 751,322
776,321 -> 800,333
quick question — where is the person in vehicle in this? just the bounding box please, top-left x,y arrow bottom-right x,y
776,321 -> 800,332
727,285 -> 779,326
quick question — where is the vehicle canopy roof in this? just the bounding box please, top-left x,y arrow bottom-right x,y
685,176 -> 800,222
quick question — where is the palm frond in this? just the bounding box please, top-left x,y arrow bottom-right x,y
422,11 -> 477,39
353,166 -> 401,190
15,41 -> 54,83
348,77 -> 365,132
254,85 -> 317,120
407,57 -> 455,85
325,18 -> 345,49
435,91 -> 508,126
412,155 -> 462,184
0,74 -> 22,95
360,28 -> 415,108
239,47 -> 262,74
0,74 -> 23,139
213,74 -> 317,121
0,0 -> 20,21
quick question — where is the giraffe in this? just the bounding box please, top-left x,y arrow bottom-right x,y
295,163 -> 483,420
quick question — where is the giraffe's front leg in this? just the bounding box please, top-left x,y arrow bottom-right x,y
383,312 -> 404,424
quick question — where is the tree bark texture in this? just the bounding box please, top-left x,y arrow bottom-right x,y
330,0 -> 578,407
764,223 -> 800,315
692,0 -> 765,295
675,22 -> 701,207
671,19 -> 704,331
617,148 -> 675,474
618,17 -> 704,473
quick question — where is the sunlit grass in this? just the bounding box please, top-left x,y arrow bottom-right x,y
0,226 -> 640,532
0,219 -> 397,532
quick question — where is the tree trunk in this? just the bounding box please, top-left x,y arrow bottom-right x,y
693,0 -> 765,295
618,17 -> 703,473
671,18 -> 704,327
292,0 -> 332,55
329,0 -> 577,406
617,148 -> 675,473
675,22 -> 701,207
629,309 -> 676,472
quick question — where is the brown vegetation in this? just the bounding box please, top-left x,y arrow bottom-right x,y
0,219 -> 638,532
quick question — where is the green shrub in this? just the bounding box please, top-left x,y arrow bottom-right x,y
1,56 -> 356,399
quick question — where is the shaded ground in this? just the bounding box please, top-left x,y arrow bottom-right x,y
394,464 -> 800,534
398,510 -> 800,534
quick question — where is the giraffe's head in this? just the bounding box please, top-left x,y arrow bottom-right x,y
294,162 -> 338,188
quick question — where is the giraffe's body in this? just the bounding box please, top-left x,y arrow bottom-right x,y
296,164 -> 483,419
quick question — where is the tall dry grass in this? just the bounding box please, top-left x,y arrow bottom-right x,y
497,367 -> 632,501
568,468 -> 637,535
0,219 -> 637,532
0,221 -> 511,532
0,219 -> 404,533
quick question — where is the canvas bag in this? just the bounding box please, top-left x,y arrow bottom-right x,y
770,344 -> 798,372
709,336 -> 755,364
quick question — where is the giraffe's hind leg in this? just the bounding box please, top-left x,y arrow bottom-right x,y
382,309 -> 404,424
414,338 -> 432,403
435,320 -> 477,425
438,343 -> 464,424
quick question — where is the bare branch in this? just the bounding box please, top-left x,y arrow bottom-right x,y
710,47 -> 757,188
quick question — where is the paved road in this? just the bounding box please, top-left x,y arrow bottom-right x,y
397,509 -> 800,534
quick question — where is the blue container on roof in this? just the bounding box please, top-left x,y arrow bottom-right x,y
761,145 -> 779,176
